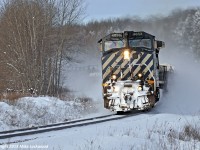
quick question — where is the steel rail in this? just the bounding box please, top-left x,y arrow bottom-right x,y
0,109 -> 150,140
0,113 -> 138,140
0,114 -> 114,135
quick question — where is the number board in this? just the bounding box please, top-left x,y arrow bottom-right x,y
132,32 -> 143,36
108,33 -> 123,41
110,33 -> 123,38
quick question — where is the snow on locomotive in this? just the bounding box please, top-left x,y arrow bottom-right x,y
98,31 -> 170,113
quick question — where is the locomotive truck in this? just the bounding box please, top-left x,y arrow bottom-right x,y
98,31 -> 171,113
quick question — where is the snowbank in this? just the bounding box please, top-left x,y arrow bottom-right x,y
0,96 -> 96,131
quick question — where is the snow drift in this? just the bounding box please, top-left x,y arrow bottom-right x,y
0,96 -> 96,131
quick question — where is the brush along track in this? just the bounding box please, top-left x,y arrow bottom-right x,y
0,112 -> 142,140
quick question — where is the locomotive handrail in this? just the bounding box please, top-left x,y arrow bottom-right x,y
131,63 -> 156,90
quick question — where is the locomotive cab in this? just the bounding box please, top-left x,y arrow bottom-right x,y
98,31 -> 166,112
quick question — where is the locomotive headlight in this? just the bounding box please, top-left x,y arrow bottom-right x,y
138,73 -> 143,78
138,85 -> 142,91
111,74 -> 117,80
123,50 -> 130,60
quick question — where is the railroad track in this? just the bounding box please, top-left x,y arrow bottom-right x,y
0,112 -> 140,140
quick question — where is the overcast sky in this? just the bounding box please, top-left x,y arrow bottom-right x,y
84,0 -> 200,22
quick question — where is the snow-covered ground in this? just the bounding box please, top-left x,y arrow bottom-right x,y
1,112 -> 200,150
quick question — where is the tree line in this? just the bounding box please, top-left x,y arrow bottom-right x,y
83,8 -> 200,59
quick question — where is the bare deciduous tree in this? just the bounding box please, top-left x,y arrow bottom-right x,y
0,0 -> 86,96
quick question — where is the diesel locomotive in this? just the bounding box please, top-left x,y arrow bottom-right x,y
98,31 -> 171,113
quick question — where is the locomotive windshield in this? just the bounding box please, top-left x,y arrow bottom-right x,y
104,40 -> 125,51
104,39 -> 152,51
99,31 -> 155,52
129,39 -> 152,49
